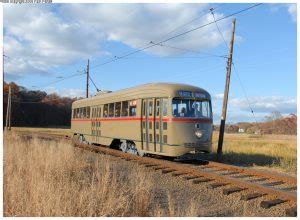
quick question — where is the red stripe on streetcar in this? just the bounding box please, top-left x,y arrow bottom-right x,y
72,117 -> 212,123
169,118 -> 212,123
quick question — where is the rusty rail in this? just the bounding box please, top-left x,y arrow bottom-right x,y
16,132 -> 297,216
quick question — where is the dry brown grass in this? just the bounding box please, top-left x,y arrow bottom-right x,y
11,127 -> 296,174
4,132 -> 199,217
11,127 -> 71,137
210,132 -> 296,174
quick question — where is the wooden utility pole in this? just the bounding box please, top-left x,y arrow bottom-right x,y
86,59 -> 89,98
217,18 -> 236,155
5,84 -> 11,131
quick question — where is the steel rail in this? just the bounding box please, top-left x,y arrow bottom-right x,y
17,132 -> 297,204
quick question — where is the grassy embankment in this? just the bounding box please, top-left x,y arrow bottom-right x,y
12,127 -> 297,174
209,132 -> 296,174
4,132 -> 198,217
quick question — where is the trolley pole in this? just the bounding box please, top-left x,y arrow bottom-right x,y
5,84 -> 11,131
86,59 -> 89,98
217,18 -> 236,155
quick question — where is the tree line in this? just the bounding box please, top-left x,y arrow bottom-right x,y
3,82 -> 79,128
214,111 -> 297,135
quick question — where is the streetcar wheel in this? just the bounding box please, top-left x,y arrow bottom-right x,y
127,142 -> 138,155
120,142 -> 128,153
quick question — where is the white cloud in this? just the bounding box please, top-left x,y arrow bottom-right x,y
269,3 -> 297,22
45,86 -> 85,98
230,96 -> 296,114
212,93 -> 224,100
4,4 -> 232,78
212,96 -> 296,123
61,4 -> 231,56
287,4 -> 297,22
4,5 -> 102,78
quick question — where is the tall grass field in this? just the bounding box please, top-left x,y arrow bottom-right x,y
4,132 -> 199,217
12,127 -> 297,174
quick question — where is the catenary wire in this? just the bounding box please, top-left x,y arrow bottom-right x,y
90,5 -> 220,69
90,3 -> 263,70
152,42 -> 227,58
210,8 -> 259,124
153,4 -> 222,42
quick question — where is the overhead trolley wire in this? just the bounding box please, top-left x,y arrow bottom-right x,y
152,42 -> 228,59
90,3 -> 263,71
210,8 -> 230,50
26,4 -> 262,98
232,62 -> 259,124
153,4 -> 222,42
90,6 -> 219,69
31,72 -> 86,90
210,6 -> 260,124
88,74 -> 100,92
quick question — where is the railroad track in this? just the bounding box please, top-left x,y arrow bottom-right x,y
18,132 -> 297,217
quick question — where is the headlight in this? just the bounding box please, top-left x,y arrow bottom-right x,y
195,130 -> 203,138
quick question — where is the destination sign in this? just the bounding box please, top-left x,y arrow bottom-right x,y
178,91 -> 193,97
194,92 -> 206,99
178,90 -> 207,99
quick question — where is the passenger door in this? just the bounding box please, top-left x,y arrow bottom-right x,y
154,98 -> 162,152
142,99 -> 155,152
142,100 -> 147,151
142,98 -> 164,153
91,106 -> 101,143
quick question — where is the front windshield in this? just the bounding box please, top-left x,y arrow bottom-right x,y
172,98 -> 211,118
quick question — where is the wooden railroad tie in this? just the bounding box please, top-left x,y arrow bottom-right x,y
281,186 -> 297,191
193,178 -> 213,184
221,171 -> 240,176
240,193 -> 266,201
249,178 -> 269,182
208,182 -> 229,189
184,176 -> 200,180
144,164 -> 158,168
223,187 -> 246,195
161,169 -> 176,174
232,174 -> 253,179
260,199 -> 287,209
172,172 -> 187,177
262,181 -> 285,187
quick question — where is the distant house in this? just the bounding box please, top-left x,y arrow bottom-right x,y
238,128 -> 245,133
254,130 -> 261,135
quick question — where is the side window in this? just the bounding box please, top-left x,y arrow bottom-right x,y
86,107 -> 90,118
73,109 -> 75,119
121,101 -> 129,117
83,107 -> 86,118
76,108 -> 80,118
109,103 -> 114,117
98,107 -> 101,118
115,102 -> 121,117
129,100 -> 137,117
103,104 -> 108,118
156,100 -> 160,116
148,101 -> 153,116
143,101 -> 146,116
163,99 -> 168,116
79,108 -> 83,118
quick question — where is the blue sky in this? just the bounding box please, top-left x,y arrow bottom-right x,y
3,3 -> 297,123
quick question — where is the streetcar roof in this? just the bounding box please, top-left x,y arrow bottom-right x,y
72,83 -> 211,108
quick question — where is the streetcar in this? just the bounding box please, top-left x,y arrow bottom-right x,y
71,83 -> 213,157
